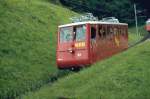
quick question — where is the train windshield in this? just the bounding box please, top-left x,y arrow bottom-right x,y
60,27 -> 73,43
74,25 -> 86,41
59,25 -> 86,43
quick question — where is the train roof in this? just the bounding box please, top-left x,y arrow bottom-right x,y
58,21 -> 128,28
146,19 -> 150,23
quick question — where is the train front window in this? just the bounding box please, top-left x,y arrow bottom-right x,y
74,25 -> 86,41
60,27 -> 73,43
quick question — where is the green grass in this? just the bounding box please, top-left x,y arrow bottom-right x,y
128,25 -> 147,45
0,0 -> 148,98
23,40 -> 150,99
0,0 -> 77,98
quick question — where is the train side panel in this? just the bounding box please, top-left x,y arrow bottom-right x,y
89,24 -> 128,64
146,19 -> 150,32
146,25 -> 150,32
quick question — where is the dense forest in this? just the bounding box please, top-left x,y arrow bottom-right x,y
50,0 -> 149,24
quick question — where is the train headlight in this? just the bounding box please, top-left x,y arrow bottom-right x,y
77,53 -> 82,57
75,43 -> 79,48
58,58 -> 63,61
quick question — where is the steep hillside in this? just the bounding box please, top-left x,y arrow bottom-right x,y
0,0 -> 147,99
0,0 -> 77,98
23,39 -> 150,99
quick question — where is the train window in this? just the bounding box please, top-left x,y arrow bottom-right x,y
123,28 -> 127,35
110,28 -> 113,34
75,25 -> 86,41
121,28 -> 125,36
117,28 -> 119,36
118,27 -> 121,36
107,26 -> 110,34
119,27 -> 122,35
98,26 -> 103,38
107,26 -> 112,38
114,28 -> 117,35
91,27 -> 96,39
103,27 -> 106,38
109,27 -> 113,38
60,27 -> 73,43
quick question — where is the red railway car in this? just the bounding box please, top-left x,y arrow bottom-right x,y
146,19 -> 150,32
56,17 -> 128,70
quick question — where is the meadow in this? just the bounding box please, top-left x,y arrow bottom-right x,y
0,0 -> 76,98
23,36 -> 150,99
0,0 -> 148,98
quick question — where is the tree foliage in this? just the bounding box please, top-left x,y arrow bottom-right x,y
54,0 -> 149,24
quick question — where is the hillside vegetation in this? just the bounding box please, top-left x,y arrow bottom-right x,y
23,39 -> 150,99
58,0 -> 148,24
0,0 -> 76,98
0,0 -> 147,99
128,25 -> 147,45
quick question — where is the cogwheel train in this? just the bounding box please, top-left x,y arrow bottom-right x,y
146,19 -> 150,32
56,14 -> 128,70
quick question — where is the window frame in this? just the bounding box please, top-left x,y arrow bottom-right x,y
59,26 -> 73,43
74,25 -> 86,42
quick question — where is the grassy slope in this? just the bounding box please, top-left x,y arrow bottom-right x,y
23,39 -> 150,98
0,0 -> 147,98
128,25 -> 147,45
0,0 -> 76,98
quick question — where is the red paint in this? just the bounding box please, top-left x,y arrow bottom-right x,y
56,23 -> 128,69
145,25 -> 150,32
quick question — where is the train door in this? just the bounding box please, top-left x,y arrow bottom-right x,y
90,25 -> 97,63
58,26 -> 74,52
57,26 -> 74,68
